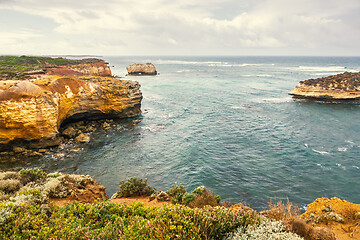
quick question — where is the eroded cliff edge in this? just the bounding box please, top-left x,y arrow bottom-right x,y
289,72 -> 360,100
0,56 -> 142,149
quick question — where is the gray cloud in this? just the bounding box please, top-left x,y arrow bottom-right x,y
0,0 -> 359,55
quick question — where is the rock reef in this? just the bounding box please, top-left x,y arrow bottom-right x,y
0,56 -> 142,149
289,72 -> 360,100
126,63 -> 157,75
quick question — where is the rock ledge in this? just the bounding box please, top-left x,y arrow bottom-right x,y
289,72 -> 360,100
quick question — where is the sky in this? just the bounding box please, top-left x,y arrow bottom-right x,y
0,0 -> 359,56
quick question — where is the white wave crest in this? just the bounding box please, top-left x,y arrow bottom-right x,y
298,66 -> 347,72
312,149 -> 330,155
338,147 -> 348,152
263,97 -> 292,103
155,60 -> 269,68
240,74 -> 273,77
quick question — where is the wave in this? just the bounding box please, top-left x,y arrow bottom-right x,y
312,149 -> 330,155
337,147 -> 348,152
240,74 -> 273,77
155,60 -> 269,68
262,97 -> 293,103
297,66 -> 347,72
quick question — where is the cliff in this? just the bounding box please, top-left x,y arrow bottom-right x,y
289,72 -> 360,100
0,56 -> 142,146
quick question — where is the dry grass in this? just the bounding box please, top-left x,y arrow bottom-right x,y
262,198 -> 300,223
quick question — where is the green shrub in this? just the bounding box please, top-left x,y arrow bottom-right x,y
167,183 -> 187,204
19,168 -> 47,184
188,187 -> 221,208
115,177 -> 155,198
182,192 -> 195,205
192,185 -> 206,195
0,200 -> 261,239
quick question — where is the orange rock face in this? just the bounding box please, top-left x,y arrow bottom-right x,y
302,197 -> 360,240
0,69 -> 142,144
303,197 -> 360,220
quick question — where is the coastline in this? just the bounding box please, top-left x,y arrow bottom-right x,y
1,56 -> 360,239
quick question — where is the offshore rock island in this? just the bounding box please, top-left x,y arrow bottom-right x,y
0,56 -> 142,150
289,72 -> 360,100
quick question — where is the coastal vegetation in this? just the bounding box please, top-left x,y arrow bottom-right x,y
1,169 -> 360,239
0,169 -> 262,239
0,55 -> 102,80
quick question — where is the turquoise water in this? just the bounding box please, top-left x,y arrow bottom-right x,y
8,56 -> 360,210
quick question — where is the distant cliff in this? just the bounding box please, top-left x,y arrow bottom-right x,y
289,72 -> 360,100
0,56 -> 142,147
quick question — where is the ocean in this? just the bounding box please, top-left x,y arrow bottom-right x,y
4,56 -> 360,210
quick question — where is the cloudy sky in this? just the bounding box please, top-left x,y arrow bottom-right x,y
0,0 -> 359,56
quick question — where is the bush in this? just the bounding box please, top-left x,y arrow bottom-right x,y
188,187 -> 221,208
0,200 -> 261,239
0,179 -> 21,194
167,183 -> 187,204
114,177 -> 155,198
19,168 -> 47,185
225,218 -> 304,240
182,192 -> 195,205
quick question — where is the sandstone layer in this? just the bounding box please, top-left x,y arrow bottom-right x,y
289,72 -> 360,100
0,58 -> 142,147
126,63 -> 157,75
301,197 -> 360,239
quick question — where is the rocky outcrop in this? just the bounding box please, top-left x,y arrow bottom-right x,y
126,63 -> 157,75
289,72 -> 360,100
300,197 -> 360,239
0,58 -> 142,148
0,76 -> 142,145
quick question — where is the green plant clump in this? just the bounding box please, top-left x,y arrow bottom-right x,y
115,177 -> 155,198
0,200 -> 261,239
0,55 -> 102,80
167,183 -> 187,204
19,168 -> 47,184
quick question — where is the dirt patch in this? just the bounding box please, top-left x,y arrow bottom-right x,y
51,196 -> 171,208
111,196 -> 171,208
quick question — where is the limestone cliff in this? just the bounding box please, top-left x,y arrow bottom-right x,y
126,63 -> 157,75
0,57 -> 142,146
65,61 -> 112,76
289,72 -> 360,100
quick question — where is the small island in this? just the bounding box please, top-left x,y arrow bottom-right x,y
289,72 -> 360,100
126,63 -> 157,75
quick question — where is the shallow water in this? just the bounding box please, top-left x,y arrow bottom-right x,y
2,56 -> 360,210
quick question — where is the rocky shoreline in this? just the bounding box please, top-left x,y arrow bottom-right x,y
289,72 -> 360,100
